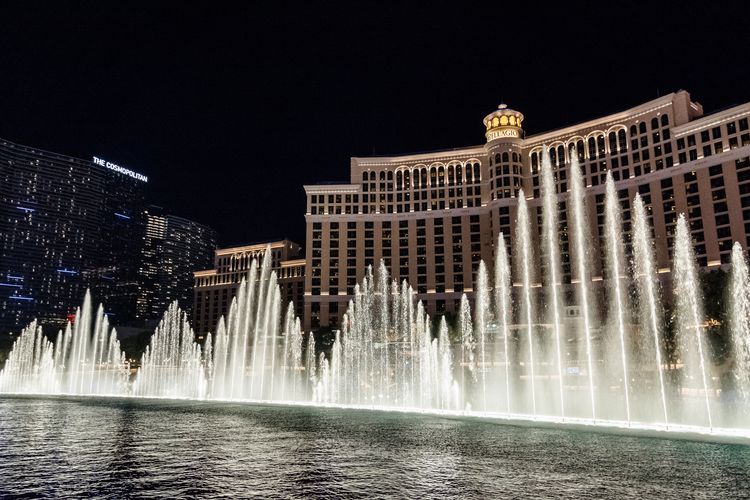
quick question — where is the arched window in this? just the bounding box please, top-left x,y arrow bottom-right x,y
588,137 -> 596,159
513,152 -> 519,162
568,143 -> 576,160
557,145 -> 565,165
550,147 -> 557,167
387,170 -> 393,181
661,114 -> 669,127
597,135 -> 605,156
531,152 -> 539,171
630,125 -> 637,136
465,164 -> 473,183
430,167 -> 437,186
618,129 -> 627,152
396,170 -> 402,189
608,132 -> 617,153
380,171 -> 386,181
413,170 -> 420,189
651,117 -> 659,130
404,170 -> 410,189
576,140 -> 585,161
473,162 -> 480,181
447,165 -> 454,184
639,122 -> 647,134
502,152 -> 509,163
495,153 -> 501,164
421,169 -> 427,187
362,172 -> 368,183
438,166 -> 445,187
370,171 -> 376,181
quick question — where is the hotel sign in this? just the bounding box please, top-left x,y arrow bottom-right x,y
486,127 -> 520,141
93,156 -> 148,182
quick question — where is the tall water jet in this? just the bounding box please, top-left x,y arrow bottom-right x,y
475,261 -> 490,411
568,153 -> 597,420
459,294 -> 475,409
438,317 -> 454,410
604,172 -> 632,423
729,242 -> 750,402
494,232 -> 512,413
134,302 -> 208,399
540,147 -> 566,417
249,251 -> 273,399
632,193 -> 669,425
516,189 -> 537,415
673,214 -> 713,429
305,332 -> 317,394
377,262 -> 390,404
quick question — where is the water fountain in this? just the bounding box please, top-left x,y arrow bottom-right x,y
0,291 -> 129,396
133,301 -> 208,399
730,242 -> 750,404
2,148 -> 750,442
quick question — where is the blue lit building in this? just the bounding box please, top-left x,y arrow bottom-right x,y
0,138 -> 147,334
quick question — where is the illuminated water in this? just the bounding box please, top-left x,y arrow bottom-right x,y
0,396 -> 748,498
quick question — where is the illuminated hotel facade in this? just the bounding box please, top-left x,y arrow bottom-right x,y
303,90 -> 750,331
192,240 -> 305,338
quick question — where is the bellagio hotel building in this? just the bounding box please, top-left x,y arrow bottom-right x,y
303,90 -> 750,331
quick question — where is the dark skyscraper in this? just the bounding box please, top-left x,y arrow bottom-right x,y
137,205 -> 217,321
0,138 -> 148,334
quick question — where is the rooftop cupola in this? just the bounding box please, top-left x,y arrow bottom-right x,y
483,104 -> 523,143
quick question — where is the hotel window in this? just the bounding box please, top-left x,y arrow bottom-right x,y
639,122 -> 647,134
618,130 -> 627,152
576,140 -> 585,160
609,132 -> 617,153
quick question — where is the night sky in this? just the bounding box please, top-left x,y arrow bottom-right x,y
2,2 -> 749,246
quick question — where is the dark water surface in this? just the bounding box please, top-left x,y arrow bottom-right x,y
0,397 -> 748,499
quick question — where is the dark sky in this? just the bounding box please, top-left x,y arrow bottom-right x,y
2,2 -> 749,246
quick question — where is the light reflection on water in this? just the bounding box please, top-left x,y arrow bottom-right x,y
0,397 -> 748,498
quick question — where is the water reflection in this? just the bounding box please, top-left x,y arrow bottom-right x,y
0,397 -> 748,498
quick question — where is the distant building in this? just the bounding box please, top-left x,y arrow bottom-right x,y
303,90 -> 750,330
192,240 -> 305,338
0,139 -> 147,334
136,205 -> 217,322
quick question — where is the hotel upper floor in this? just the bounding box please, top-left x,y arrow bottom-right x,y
304,90 -> 750,216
